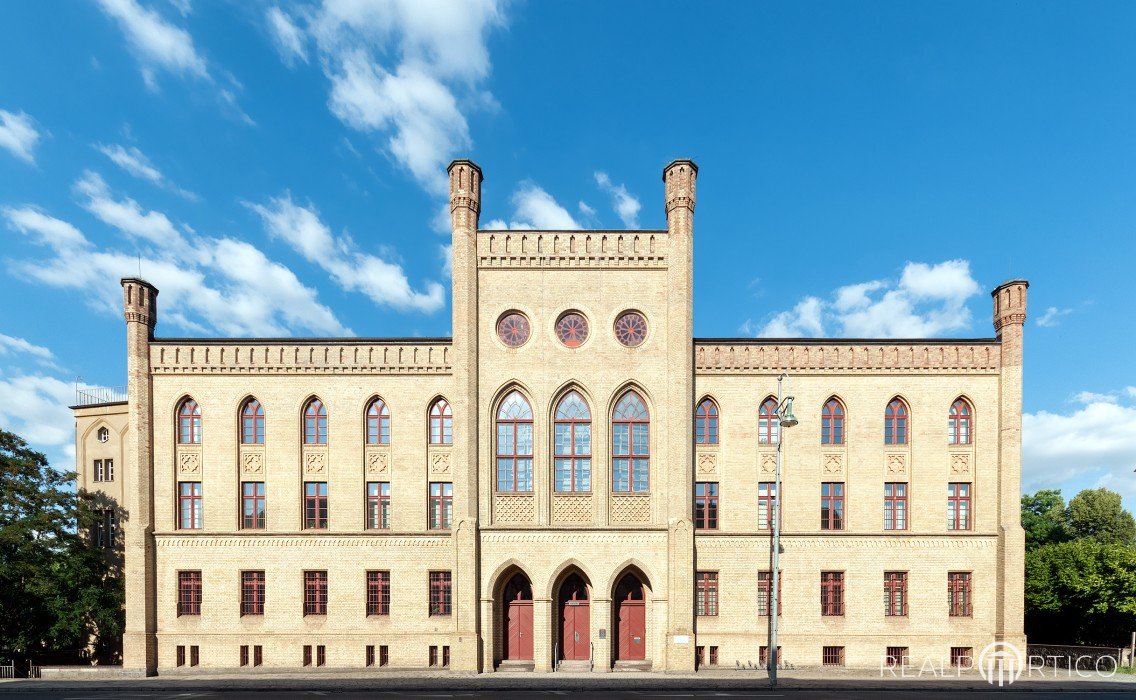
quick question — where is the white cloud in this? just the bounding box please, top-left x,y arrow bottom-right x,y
747,260 -> 983,338
1073,391 -> 1119,405
578,201 -> 596,217
0,374 -> 80,469
484,183 -> 581,231
1128,387 -> 1136,399
167,0 -> 191,17
266,6 -> 308,65
4,184 -> 349,337
594,171 -> 641,228
1037,306 -> 1072,328
95,0 -> 208,88
95,143 -> 197,200
0,333 -> 55,365
0,109 -> 41,163
247,193 -> 445,313
1023,393 -> 1136,514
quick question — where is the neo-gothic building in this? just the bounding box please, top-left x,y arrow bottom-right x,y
73,159 -> 1028,675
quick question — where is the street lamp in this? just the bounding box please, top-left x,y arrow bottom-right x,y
769,373 -> 797,688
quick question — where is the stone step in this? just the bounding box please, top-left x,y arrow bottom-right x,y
557,660 -> 592,672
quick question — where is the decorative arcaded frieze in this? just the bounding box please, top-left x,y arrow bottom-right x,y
494,494 -> 535,524
611,495 -> 651,524
477,231 -> 668,269
176,447 -> 201,476
156,535 -> 452,548
694,342 -> 1000,374
552,495 -> 592,523
150,342 -> 451,375
696,536 -> 996,550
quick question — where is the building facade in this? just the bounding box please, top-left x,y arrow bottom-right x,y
74,159 -> 1028,675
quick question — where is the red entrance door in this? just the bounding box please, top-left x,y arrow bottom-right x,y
503,574 -> 533,661
559,573 -> 590,660
615,574 -> 646,661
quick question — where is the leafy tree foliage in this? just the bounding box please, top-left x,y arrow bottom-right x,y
1067,488 -> 1136,546
1021,489 -> 1069,549
0,429 -> 123,664
1025,539 -> 1136,646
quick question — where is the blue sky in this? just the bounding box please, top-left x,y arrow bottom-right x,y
1,1 -> 1134,510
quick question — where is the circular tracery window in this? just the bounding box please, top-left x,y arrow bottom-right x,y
555,312 -> 589,348
614,311 -> 648,348
496,312 -> 531,348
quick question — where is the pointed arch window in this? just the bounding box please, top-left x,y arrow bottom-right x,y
821,398 -> 845,445
758,396 -> 779,445
241,399 -> 265,445
178,399 -> 201,444
884,398 -> 909,445
430,399 -> 453,445
366,398 -> 391,445
949,399 -> 973,445
612,391 -> 649,493
554,391 -> 591,492
495,391 -> 533,492
304,399 -> 328,445
695,398 -> 719,445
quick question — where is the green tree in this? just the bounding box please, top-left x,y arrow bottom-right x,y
0,429 -> 123,665
1025,538 -> 1136,646
1021,489 -> 1069,550
1067,488 -> 1136,545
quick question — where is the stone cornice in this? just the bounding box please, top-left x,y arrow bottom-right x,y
695,340 -> 1001,374
477,230 -> 669,270
155,534 -> 452,547
150,342 -> 451,376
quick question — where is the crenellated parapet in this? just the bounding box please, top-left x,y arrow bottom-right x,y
150,340 -> 452,375
477,230 -> 669,269
695,339 -> 1002,374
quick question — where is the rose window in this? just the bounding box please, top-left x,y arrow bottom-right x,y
614,311 -> 648,348
555,312 -> 589,348
496,312 -> 531,348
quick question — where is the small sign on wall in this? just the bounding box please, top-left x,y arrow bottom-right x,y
673,635 -> 690,645
598,629 -> 606,639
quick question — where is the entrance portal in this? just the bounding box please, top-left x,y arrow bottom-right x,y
558,573 -> 590,661
503,574 -> 533,661
614,573 -> 646,661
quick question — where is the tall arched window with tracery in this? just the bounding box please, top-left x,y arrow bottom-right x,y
695,398 -> 719,445
178,398 -> 201,444
304,398 -> 328,445
241,398 -> 264,445
821,397 -> 845,445
758,396 -> 779,445
554,391 -> 591,492
495,391 -> 533,492
366,398 -> 391,445
430,398 -> 453,445
612,390 -> 649,493
949,398 -> 973,445
884,398 -> 909,445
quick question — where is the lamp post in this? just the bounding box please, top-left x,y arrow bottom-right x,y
769,373 -> 797,688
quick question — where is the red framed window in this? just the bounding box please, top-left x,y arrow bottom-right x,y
316,645 -> 326,666
948,572 -> 972,617
612,390 -> 649,493
366,481 -> 390,530
190,646 -> 199,666
177,570 -> 202,616
886,646 -> 909,668
177,645 -> 185,667
884,482 -> 907,530
429,646 -> 439,667
241,481 -> 265,529
947,482 -> 971,530
429,398 -> 453,445
254,645 -> 262,666
495,391 -> 534,492
303,570 -> 328,615
695,398 -> 719,444
555,312 -> 589,347
760,646 -> 781,666
178,481 -> 202,529
821,482 -> 844,530
366,570 -> 390,616
884,571 -> 907,616
303,398 -> 328,445
304,481 -> 328,529
366,645 -> 375,667
241,571 -> 264,616
821,397 -> 845,445
695,571 -> 718,616
694,482 -> 718,529
178,398 -> 201,444
241,398 -> 264,445
379,645 -> 389,667
757,571 -> 782,616
822,646 -> 845,666
950,646 -> 973,668
429,571 -> 452,616
240,645 -> 249,667
366,397 -> 391,445
949,398 -> 973,445
821,571 -> 844,616
554,391 -> 591,492
758,396 -> 780,445
884,398 -> 909,445
758,481 -> 777,530
429,482 -> 452,530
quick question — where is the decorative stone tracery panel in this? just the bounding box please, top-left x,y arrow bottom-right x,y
759,452 -> 777,475
885,453 -> 908,476
610,495 -> 650,524
429,449 -> 451,477
240,450 -> 264,476
176,448 -> 200,476
302,449 -> 327,476
552,495 -> 592,523
494,494 -> 535,524
365,449 -> 389,477
697,452 -> 717,475
822,453 -> 844,475
950,453 -> 971,475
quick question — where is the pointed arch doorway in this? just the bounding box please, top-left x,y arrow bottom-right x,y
503,573 -> 533,661
614,572 -> 646,661
558,573 -> 590,661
